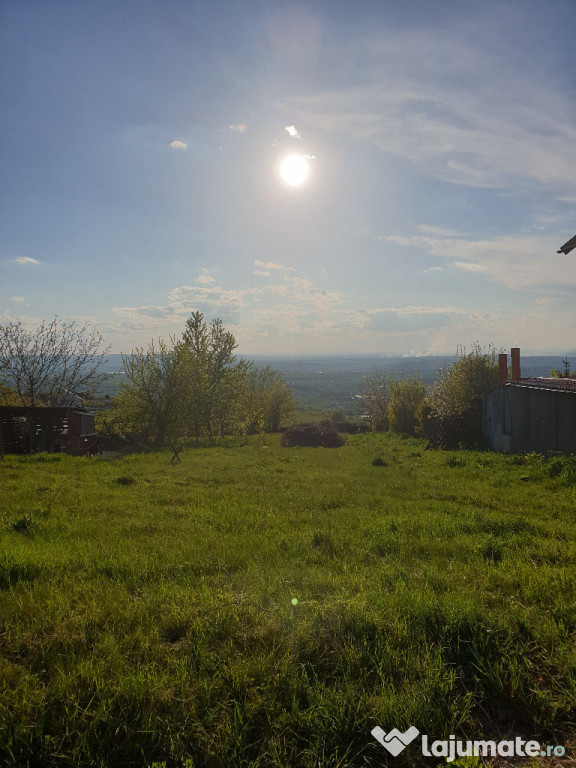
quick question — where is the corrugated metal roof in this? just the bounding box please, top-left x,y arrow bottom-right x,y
507,377 -> 576,392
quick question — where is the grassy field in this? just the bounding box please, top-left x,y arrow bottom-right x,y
0,433 -> 575,767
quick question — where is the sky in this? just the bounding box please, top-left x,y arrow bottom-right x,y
1,0 -> 576,356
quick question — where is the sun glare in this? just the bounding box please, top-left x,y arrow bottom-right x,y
280,154 -> 309,186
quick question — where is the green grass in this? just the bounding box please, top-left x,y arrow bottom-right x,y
0,434 -> 575,767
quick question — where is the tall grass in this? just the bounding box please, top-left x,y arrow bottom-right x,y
0,434 -> 575,766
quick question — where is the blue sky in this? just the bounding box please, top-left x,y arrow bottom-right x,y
2,0 -> 576,355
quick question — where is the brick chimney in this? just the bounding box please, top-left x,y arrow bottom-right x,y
498,353 -> 508,386
511,347 -> 521,382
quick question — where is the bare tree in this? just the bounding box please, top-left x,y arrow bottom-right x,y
0,317 -> 110,406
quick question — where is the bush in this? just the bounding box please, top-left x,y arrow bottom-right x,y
329,416 -> 367,435
281,421 -> 346,448
386,376 -> 426,436
415,397 -> 436,439
429,343 -> 499,419
426,343 -> 499,448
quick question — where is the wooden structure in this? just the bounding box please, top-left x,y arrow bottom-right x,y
0,406 -> 97,456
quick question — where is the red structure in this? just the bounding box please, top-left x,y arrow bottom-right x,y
498,353 -> 508,386
0,407 -> 97,456
511,347 -> 521,382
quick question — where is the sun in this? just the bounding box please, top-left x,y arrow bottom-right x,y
280,154 -> 309,186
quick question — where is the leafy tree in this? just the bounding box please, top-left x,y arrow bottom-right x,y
241,366 -> 296,434
179,312 -> 251,440
117,338 -> 187,449
0,317 -> 109,406
386,375 -> 427,436
116,313 -> 297,450
358,371 -> 389,431
428,343 -> 499,420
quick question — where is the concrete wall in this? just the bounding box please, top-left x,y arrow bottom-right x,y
483,386 -> 576,454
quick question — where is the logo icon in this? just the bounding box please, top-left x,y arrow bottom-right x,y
371,726 -> 420,756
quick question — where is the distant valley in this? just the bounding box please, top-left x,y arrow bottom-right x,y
100,354 -> 574,412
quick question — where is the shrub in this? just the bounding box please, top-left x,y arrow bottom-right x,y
429,343 -> 499,418
427,343 -> 499,447
281,421 -> 345,448
415,397 -> 436,439
329,415 -> 367,434
386,375 -> 427,436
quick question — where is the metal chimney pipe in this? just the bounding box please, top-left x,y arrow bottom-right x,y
511,347 -> 521,381
498,353 -> 508,386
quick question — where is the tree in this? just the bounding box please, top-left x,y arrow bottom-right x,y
428,343 -> 499,419
115,314 -> 297,450
550,356 -> 573,379
117,338 -> 187,450
0,317 -> 109,406
179,312 -> 251,440
357,371 -> 389,431
386,375 -> 426,436
241,366 -> 296,434
116,313 -> 260,449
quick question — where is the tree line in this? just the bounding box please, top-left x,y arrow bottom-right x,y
113,312 -> 296,448
0,313 -> 296,449
359,343 -> 501,444
3,314 -> 559,451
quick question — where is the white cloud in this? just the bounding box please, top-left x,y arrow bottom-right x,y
254,259 -> 284,270
228,124 -> 247,133
383,231 -> 576,291
10,296 -> 25,302
253,270 -> 271,277
285,275 -> 312,291
418,225 -> 466,238
196,272 -> 215,285
103,255 -> 576,355
280,31 -> 576,191
365,305 -> 469,317
285,125 -> 300,138
13,256 -> 39,265
169,140 -> 188,150
454,261 -> 488,275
